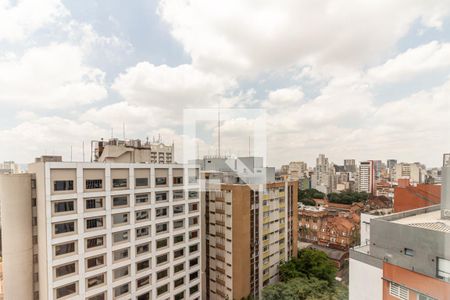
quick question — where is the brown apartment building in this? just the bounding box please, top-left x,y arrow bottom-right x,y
202,171 -> 298,300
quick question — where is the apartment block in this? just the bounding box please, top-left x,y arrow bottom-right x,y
358,161 -> 375,194
202,170 -> 298,299
349,165 -> 450,300
0,156 -> 200,300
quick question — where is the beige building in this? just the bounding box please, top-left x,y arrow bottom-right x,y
287,161 -> 308,180
202,171 -> 298,299
0,155 -> 200,300
93,138 -> 174,164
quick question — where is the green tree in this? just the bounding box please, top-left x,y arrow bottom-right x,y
297,249 -> 337,286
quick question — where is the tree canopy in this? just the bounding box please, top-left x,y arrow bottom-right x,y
327,191 -> 368,204
299,188 -> 325,205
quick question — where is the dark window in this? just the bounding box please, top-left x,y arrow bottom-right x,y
173,176 -> 183,185
156,254 -> 168,265
87,293 -> 105,300
155,192 -> 167,201
174,234 -> 184,244
156,222 -> 168,233
135,177 -> 149,187
155,177 -> 167,185
113,266 -> 129,279
174,263 -> 184,273
136,259 -> 150,271
86,255 -> 104,269
173,204 -> 184,214
189,244 -> 199,254
189,230 -> 198,240
87,274 -> 104,288
113,230 -> 129,243
55,283 -> 76,299
113,248 -> 129,262
190,271 -> 199,281
156,207 -> 168,217
189,257 -> 198,267
136,276 -> 150,288
112,196 -> 128,207
112,213 -> 129,225
136,226 -> 150,238
137,293 -> 150,300
85,198 -> 103,209
54,180 -> 74,191
135,193 -> 149,204
157,269 -> 168,280
55,242 -> 75,256
404,248 -> 415,257
86,179 -> 102,189
86,218 -> 103,229
54,200 -> 75,213
173,219 -> 184,229
54,222 -> 75,234
174,291 -> 184,300
189,284 -> 199,295
188,190 -> 198,199
86,236 -> 104,249
55,262 -> 76,277
114,283 -> 129,297
174,248 -> 184,259
156,238 -> 168,249
157,284 -> 168,296
174,276 -> 184,287
173,190 -> 184,199
136,243 -> 150,255
135,210 -> 149,221
112,178 -> 127,188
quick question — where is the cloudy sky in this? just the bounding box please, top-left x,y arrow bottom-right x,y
1,0 -> 450,168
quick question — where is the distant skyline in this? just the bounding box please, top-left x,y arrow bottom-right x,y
0,0 -> 449,167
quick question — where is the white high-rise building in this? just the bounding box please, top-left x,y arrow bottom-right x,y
358,161 -> 375,194
0,155 -> 201,300
312,154 -> 332,193
393,162 -> 425,184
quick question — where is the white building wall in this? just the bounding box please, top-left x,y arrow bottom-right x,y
349,258 -> 382,300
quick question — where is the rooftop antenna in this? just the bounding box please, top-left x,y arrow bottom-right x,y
122,122 -> 125,140
248,136 -> 251,157
158,133 -> 161,143
70,145 -> 73,162
82,141 -> 85,162
111,128 -> 114,138
218,101 -> 221,158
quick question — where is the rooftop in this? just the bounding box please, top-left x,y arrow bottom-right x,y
392,209 -> 450,233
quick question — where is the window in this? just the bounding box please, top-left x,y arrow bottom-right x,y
189,176 -> 198,184
189,216 -> 199,226
54,221 -> 75,235
173,204 -> 184,215
55,282 -> 76,299
137,293 -> 150,300
112,213 -> 129,225
157,284 -> 168,296
389,282 -> 409,300
114,283 -> 130,297
173,190 -> 184,200
189,202 -> 198,212
157,269 -> 168,280
86,273 -> 105,289
113,230 -> 129,244
54,242 -> 75,256
87,293 -> 105,300
189,284 -> 199,295
173,219 -> 184,229
85,198 -> 103,210
112,178 -> 127,188
136,210 -> 150,222
174,262 -> 184,273
156,238 -> 168,249
174,276 -> 184,287
54,180 -> 74,191
156,207 -> 168,218
189,230 -> 198,240
174,291 -> 184,300
189,257 -> 198,267
437,257 -> 450,282
135,193 -> 149,205
86,255 -> 105,269
112,196 -> 128,207
173,176 -> 183,185
53,200 -> 75,214
417,294 -> 437,300
55,262 -> 76,278
404,248 -> 414,257
86,236 -> 104,249
136,243 -> 150,255
136,259 -> 150,271
188,190 -> 198,199
173,234 -> 184,244
189,244 -> 199,254
156,222 -> 168,234
135,177 -> 149,187
155,177 -> 167,186
86,179 -> 102,189
156,254 -> 168,265
113,248 -> 129,262
155,192 -> 168,202
85,217 -> 104,230
174,248 -> 184,259
113,265 -> 129,280
189,271 -> 199,281
137,275 -> 151,288
136,226 -> 150,239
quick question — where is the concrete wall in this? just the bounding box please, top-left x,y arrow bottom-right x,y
0,173 -> 34,300
349,257 -> 382,300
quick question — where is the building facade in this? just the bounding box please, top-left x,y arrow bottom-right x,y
358,161 -> 375,194
0,158 -> 200,300
202,172 -> 298,299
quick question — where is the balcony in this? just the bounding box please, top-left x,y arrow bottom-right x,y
216,220 -> 225,226
216,243 -> 225,250
216,278 -> 226,287
216,208 -> 225,214
216,266 -> 225,274
216,231 -> 225,238
216,289 -> 226,298
216,254 -> 225,262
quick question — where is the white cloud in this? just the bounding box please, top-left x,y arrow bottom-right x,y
158,0 -> 450,76
367,41 -> 450,84
0,117 -> 108,163
0,43 -> 107,109
112,62 -> 236,109
262,87 -> 304,110
0,0 -> 67,42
